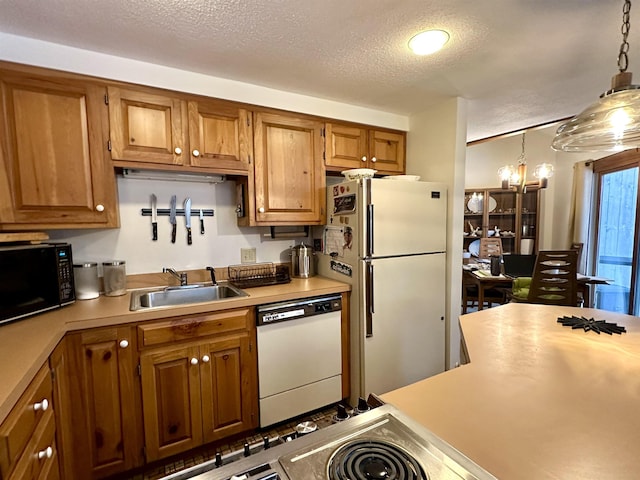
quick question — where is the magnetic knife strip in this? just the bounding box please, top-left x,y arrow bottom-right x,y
140,208 -> 214,217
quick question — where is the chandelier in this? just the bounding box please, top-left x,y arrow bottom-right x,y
497,133 -> 554,193
552,0 -> 640,152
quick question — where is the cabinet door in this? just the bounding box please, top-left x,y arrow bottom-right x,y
187,100 -> 252,173
108,86 -> 187,166
200,333 -> 258,443
369,129 -> 405,174
253,112 -> 325,224
0,71 -> 118,227
325,123 -> 368,170
66,326 -> 142,479
140,344 -> 203,461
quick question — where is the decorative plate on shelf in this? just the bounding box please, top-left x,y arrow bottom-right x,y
467,196 -> 497,213
487,197 -> 498,213
466,196 -> 483,213
469,239 -> 481,257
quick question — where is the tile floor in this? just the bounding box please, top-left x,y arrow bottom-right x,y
119,403 -> 341,480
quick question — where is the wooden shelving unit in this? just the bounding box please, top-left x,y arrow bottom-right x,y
463,187 -> 540,255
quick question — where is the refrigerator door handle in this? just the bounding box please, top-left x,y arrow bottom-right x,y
366,204 -> 374,257
366,262 -> 374,337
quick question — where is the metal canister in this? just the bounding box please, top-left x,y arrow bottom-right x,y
290,243 -> 316,278
73,262 -> 100,300
102,260 -> 127,296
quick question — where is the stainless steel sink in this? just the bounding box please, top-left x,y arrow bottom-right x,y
129,283 -> 248,311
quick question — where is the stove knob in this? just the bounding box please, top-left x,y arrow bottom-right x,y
355,397 -> 371,414
263,436 -> 270,449
333,403 -> 350,422
243,442 -> 251,457
214,452 -> 222,467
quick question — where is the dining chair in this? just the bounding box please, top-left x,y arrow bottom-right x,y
570,242 -> 584,265
527,250 -> 578,306
461,271 -> 506,313
478,237 -> 503,259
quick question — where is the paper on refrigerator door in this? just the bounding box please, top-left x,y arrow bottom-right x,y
324,226 -> 345,256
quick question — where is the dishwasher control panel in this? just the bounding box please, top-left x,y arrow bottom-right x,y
257,295 -> 342,325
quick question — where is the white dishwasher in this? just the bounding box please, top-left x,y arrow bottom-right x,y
256,294 -> 342,427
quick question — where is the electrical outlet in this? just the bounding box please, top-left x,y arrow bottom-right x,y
241,248 -> 256,264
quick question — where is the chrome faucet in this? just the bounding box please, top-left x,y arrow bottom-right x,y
163,267 -> 187,286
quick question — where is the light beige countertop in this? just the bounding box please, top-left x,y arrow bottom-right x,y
382,303 -> 640,480
0,276 -> 349,424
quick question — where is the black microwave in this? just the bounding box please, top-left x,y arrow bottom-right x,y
0,243 -> 75,326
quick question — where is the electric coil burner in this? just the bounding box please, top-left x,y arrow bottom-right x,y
327,439 -> 427,480
164,404 -> 497,480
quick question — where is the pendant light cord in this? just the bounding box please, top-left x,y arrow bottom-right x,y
518,133 -> 526,165
618,0 -> 632,73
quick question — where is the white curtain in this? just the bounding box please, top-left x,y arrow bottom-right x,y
567,160 -> 595,274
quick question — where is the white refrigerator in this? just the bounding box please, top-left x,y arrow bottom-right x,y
317,178 -> 447,404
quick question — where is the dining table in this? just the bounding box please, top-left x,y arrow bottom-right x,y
463,262 -> 611,310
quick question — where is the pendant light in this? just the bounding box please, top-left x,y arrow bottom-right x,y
552,0 -> 640,152
498,133 -> 554,193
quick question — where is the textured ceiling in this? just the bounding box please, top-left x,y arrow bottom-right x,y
0,0 -> 631,141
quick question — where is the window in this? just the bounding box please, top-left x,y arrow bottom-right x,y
593,151 -> 640,314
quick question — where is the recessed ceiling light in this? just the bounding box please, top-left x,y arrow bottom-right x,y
408,30 -> 450,55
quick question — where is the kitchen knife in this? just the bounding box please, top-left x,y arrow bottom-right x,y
169,195 -> 177,243
199,208 -> 205,234
185,198 -> 192,245
151,194 -> 158,241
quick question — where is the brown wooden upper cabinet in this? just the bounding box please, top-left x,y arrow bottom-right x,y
250,112 -> 326,225
325,123 -> 406,175
0,68 -> 118,229
108,86 -> 251,175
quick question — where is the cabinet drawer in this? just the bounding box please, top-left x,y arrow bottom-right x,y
0,364 -> 52,479
138,308 -> 253,347
7,409 -> 57,480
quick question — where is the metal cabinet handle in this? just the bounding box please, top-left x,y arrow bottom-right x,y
119,340 -> 129,348
202,355 -> 210,363
190,357 -> 199,365
33,398 -> 49,412
174,147 -> 183,155
37,446 -> 53,460
95,204 -> 105,212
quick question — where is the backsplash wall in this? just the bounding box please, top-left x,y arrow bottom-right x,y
48,175 -> 301,275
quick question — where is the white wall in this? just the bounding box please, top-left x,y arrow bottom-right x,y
48,176 -> 298,275
407,97 -> 468,370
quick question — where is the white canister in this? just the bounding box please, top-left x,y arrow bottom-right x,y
102,260 -> 127,296
73,262 -> 100,300
521,239 -> 534,255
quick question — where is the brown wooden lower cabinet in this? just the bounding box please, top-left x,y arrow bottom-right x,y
63,326 -> 143,479
140,310 -> 258,462
0,363 -> 59,480
40,307 -> 259,476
